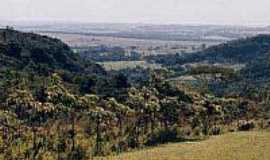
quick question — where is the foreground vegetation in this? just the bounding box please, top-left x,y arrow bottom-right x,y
0,28 -> 270,159
102,131 -> 270,160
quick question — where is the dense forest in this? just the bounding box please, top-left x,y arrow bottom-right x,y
0,28 -> 269,159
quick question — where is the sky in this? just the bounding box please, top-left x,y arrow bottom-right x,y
1,0 -> 270,26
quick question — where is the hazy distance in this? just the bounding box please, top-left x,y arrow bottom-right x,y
1,0 -> 270,26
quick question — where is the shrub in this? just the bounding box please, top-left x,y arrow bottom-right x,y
176,126 -> 192,140
146,128 -> 178,146
210,126 -> 223,135
238,121 -> 255,131
267,119 -> 270,128
67,146 -> 86,160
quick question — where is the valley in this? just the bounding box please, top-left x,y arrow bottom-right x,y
2,0 -> 270,159
0,25 -> 270,159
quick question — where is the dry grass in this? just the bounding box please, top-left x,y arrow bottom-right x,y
96,131 -> 270,160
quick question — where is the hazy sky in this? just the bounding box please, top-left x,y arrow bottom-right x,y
1,0 -> 270,26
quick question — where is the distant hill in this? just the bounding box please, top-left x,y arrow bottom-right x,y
147,34 -> 270,67
0,29 -> 132,97
0,28 -> 105,75
189,34 -> 270,64
187,35 -> 270,84
145,34 -> 270,95
241,51 -> 270,82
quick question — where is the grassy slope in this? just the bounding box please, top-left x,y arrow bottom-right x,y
98,131 -> 270,160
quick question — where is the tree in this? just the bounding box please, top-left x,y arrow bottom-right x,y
126,87 -> 160,147
79,94 -> 115,156
160,97 -> 180,129
105,98 -> 134,136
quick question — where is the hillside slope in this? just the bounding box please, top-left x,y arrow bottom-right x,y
147,34 -> 270,66
0,28 -> 105,74
104,131 -> 270,160
189,34 -> 270,64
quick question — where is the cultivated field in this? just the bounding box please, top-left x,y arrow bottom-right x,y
97,131 -> 270,160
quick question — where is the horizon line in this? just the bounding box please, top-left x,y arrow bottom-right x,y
1,19 -> 269,28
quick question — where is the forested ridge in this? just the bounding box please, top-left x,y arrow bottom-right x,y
0,28 -> 269,159
146,34 -> 270,66
0,28 -> 106,74
145,34 -> 270,95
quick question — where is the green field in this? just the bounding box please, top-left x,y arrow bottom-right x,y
98,61 -> 162,71
97,131 -> 270,160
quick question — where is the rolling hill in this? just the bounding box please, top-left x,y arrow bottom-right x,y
0,28 -> 105,75
0,28 -> 269,159
147,34 -> 270,66
145,34 -> 270,96
190,34 -> 270,64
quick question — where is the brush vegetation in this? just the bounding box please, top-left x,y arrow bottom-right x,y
0,28 -> 269,159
